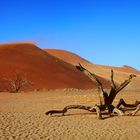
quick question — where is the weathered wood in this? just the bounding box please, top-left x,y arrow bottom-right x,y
46,105 -> 96,115
108,73 -> 136,105
45,104 -> 104,119
110,69 -> 116,89
76,64 -> 136,107
131,104 -> 140,116
116,99 -> 140,108
114,74 -> 136,94
46,64 -> 138,119
94,105 -> 102,119
76,63 -> 106,105
113,108 -> 124,116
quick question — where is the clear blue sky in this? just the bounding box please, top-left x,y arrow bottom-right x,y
0,0 -> 140,69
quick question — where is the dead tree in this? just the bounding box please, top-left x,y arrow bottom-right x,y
5,72 -> 32,93
46,63 -> 140,119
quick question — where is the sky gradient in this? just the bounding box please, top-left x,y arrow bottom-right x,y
0,0 -> 140,69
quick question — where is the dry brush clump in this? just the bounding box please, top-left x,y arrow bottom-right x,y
0,72 -> 32,93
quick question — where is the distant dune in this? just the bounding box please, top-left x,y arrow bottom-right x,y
46,49 -> 90,65
0,43 -> 110,91
46,49 -> 140,74
100,65 -> 140,75
46,49 -> 140,90
0,43 -> 139,91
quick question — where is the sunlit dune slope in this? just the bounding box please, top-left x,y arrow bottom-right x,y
100,65 -> 140,75
46,49 -> 90,65
46,49 -> 140,90
0,43 -> 110,90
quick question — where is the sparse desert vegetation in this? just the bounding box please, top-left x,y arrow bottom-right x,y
1,0 -> 140,139
0,43 -> 140,140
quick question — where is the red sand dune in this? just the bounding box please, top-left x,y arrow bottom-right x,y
46,49 -> 140,74
0,43 -> 110,91
46,49 -> 90,65
46,49 -> 140,90
99,65 -> 140,75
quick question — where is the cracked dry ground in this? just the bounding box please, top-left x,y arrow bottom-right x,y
0,90 -> 140,140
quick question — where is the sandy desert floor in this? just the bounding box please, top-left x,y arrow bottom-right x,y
0,89 -> 140,140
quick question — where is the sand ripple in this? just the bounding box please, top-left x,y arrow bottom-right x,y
0,90 -> 140,140
0,112 -> 140,140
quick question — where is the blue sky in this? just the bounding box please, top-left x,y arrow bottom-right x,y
0,0 -> 140,69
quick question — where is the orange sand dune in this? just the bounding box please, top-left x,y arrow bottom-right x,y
46,49 -> 90,65
0,43 -> 110,90
46,49 -> 140,74
46,49 -> 140,90
99,65 -> 140,75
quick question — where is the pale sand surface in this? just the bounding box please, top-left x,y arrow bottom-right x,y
0,89 -> 140,140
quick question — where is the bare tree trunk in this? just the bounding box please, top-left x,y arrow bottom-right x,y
76,64 -> 136,110
46,64 -> 138,119
76,63 -> 107,106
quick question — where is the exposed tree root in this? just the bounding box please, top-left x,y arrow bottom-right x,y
131,104 -> 140,116
46,105 -> 95,115
46,101 -> 140,119
113,108 -> 124,116
116,98 -> 140,108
